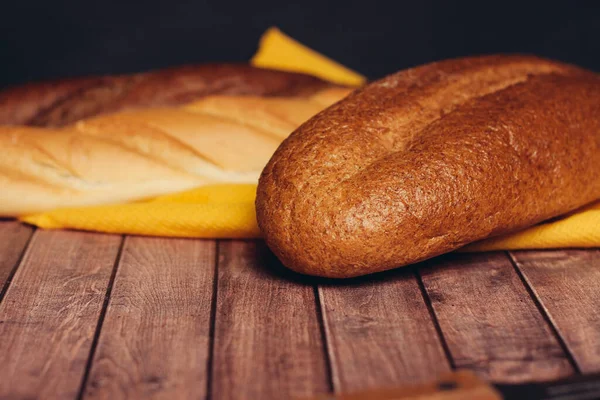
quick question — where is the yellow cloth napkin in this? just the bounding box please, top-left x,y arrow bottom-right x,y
461,201 -> 600,251
22,185 -> 260,238
18,27 -> 599,250
251,27 -> 366,87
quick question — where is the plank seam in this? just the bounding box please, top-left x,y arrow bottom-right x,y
76,235 -> 126,400
507,251 -> 581,374
314,286 -> 335,394
414,267 -> 456,370
0,227 -> 36,306
206,239 -> 220,400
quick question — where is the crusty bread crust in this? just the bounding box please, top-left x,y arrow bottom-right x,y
0,65 -> 352,216
256,55 -> 600,278
0,64 -> 337,127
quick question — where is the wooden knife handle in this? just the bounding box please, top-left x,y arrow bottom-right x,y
303,371 -> 502,400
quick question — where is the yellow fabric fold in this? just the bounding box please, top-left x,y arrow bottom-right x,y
17,27 -> 599,251
21,185 -> 261,238
251,27 -> 366,87
460,201 -> 600,252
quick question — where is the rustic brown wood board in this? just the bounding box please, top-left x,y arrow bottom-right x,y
0,220 -> 599,399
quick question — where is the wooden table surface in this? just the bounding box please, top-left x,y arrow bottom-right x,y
0,220 -> 599,399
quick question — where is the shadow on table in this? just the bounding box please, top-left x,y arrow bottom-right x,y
224,238 -> 456,288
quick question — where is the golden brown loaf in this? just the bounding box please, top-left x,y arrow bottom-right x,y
256,55 -> 600,278
0,65 -> 353,215
0,64 -> 338,127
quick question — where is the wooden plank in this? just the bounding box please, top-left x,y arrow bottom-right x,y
319,268 -> 451,392
0,221 -> 34,295
419,252 -> 574,383
511,249 -> 600,374
212,240 -> 330,399
82,236 -> 216,400
0,230 -> 121,400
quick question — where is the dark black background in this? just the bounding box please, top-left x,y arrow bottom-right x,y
1,0 -> 598,88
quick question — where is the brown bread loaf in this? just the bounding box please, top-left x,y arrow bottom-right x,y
256,55 -> 600,278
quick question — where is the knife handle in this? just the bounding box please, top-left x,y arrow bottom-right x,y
304,371 -> 502,400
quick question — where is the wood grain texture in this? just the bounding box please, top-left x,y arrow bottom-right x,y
419,252 -> 574,383
0,230 -> 121,400
0,221 -> 34,293
212,240 -> 330,399
319,268 -> 451,392
511,250 -> 600,373
82,236 -> 216,400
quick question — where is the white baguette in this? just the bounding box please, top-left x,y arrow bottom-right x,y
0,87 -> 353,215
